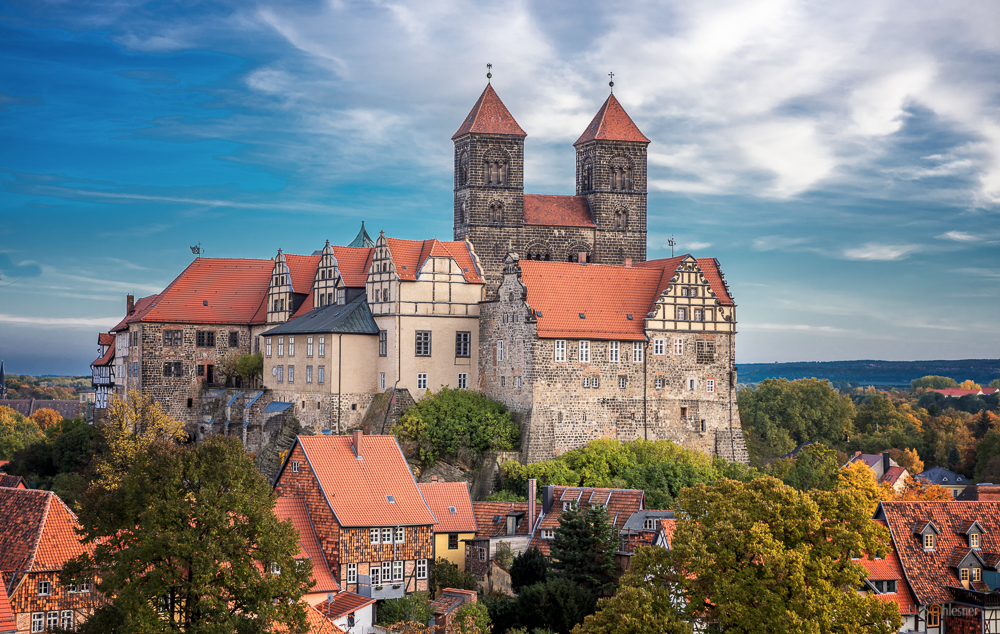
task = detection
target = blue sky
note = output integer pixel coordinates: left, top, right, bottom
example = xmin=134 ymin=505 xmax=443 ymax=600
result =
xmin=1 ymin=0 xmax=999 ymax=375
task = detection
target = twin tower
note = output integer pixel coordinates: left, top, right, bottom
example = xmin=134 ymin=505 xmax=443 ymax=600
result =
xmin=451 ymin=84 xmax=651 ymax=293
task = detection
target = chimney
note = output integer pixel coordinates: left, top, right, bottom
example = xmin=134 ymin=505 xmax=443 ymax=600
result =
xmin=624 ymin=258 xmax=632 ymax=267
xmin=542 ymin=485 xmax=554 ymax=515
xmin=126 ymin=294 xmax=135 ymax=315
xmin=578 ymin=252 xmax=587 ymax=265
xmin=431 ymin=475 xmax=438 ymax=483
xmin=528 ymin=479 xmax=537 ymax=534
xmin=352 ymin=430 xmax=363 ymax=459
xmin=882 ymin=452 xmax=891 ymax=475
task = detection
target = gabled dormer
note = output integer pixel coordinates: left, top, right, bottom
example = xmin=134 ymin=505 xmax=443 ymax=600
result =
xmin=959 ymin=520 xmax=986 ymax=549
xmin=313 ymin=241 xmax=344 ymax=309
xmin=949 ymin=547 xmax=987 ymax=589
xmin=912 ymin=518 xmax=942 ymax=550
xmin=267 ymin=250 xmax=293 ymax=324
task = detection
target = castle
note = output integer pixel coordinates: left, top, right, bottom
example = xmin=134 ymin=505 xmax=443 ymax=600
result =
xmin=90 ymin=82 xmax=747 ymax=465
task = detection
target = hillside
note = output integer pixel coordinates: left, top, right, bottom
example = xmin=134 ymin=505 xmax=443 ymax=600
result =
xmin=737 ymin=359 xmax=1000 ymax=388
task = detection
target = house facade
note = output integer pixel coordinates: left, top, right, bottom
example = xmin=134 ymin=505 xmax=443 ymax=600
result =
xmin=418 ymin=479 xmax=479 ymax=572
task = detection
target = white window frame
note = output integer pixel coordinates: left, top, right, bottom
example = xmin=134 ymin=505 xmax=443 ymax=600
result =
xmin=347 ymin=563 xmax=358 ymax=583
xmin=382 ymin=561 xmax=392 ymax=583
xmin=288 ymin=337 xmax=295 ymax=356
xmin=306 ymin=366 xmax=313 ymax=384
xmin=497 ymin=340 xmax=504 ymax=362
xmin=416 ymin=559 xmax=427 ymax=580
xmin=579 ymin=341 xmax=590 ymax=363
xmin=673 ymin=338 xmax=684 ymax=355
xmin=393 ymin=560 xmax=403 ymax=581
xmin=542 ymin=529 xmax=554 ymax=540
xmin=370 ymin=528 xmax=380 ymax=544
xmin=318 ymin=336 xmax=325 ymax=357
xmin=47 ymin=612 xmax=58 ymax=629
xmin=653 ymin=338 xmax=665 ymax=355
xmin=583 ymin=377 xmax=591 ymax=388
xmin=38 ymin=580 xmax=50 ymax=596
xmin=382 ymin=527 xmax=393 ymax=543
xmin=478 ymin=548 xmax=487 ymax=562
xmin=307 ymin=337 xmax=313 ymax=357
xmin=291 ymin=460 xmax=299 ymax=473
xmin=370 ymin=566 xmax=381 ymax=585
xmin=395 ymin=527 xmax=405 ymax=543
xmin=458 ymin=373 xmax=467 ymax=389
xmin=655 ymin=377 xmax=664 ymax=389
xmin=677 ymin=307 xmax=687 ymax=321
xmin=61 ymin=611 xmax=73 ymax=630
xmin=644 ymin=518 xmax=656 ymax=530
xmin=706 ymin=379 xmax=715 ymax=393
xmin=633 ymin=342 xmax=643 ymax=363
xmin=554 ymin=340 xmax=566 ymax=362
xmin=278 ymin=337 xmax=284 ymax=356
xmin=380 ymin=372 xmax=386 ymax=390
xmin=687 ymin=378 xmax=696 ymax=391
xmin=417 ymin=373 xmax=428 ymax=390
xmin=619 ymin=376 xmax=627 ymax=389
xmin=32 ymin=613 xmax=43 ymax=633
xmin=608 ymin=341 xmax=620 ymax=363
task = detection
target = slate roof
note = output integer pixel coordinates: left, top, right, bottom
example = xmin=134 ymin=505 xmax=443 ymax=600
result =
xmin=0 ymin=575 xmax=15 ymax=634
xmin=314 ymin=592 xmax=375 ymax=620
xmin=452 ymin=84 xmax=527 ymax=139
xmin=915 ymin=467 xmax=968 ymax=486
xmin=877 ymin=500 xmax=1000 ymax=606
xmin=262 ymin=296 xmax=379 ymax=337
xmin=470 ymin=502 xmax=534 ymax=539
xmin=283 ymin=435 xmax=436 ymax=528
xmin=418 ymin=481 xmax=478 ymax=534
xmin=621 ymin=510 xmax=675 ymax=533
xmin=385 ymin=238 xmax=483 ymax=284
xmin=523 ymin=195 xmax=595 ymax=228
xmin=274 ymin=497 xmax=340 ymax=595
xmin=1 ymin=400 xmax=82 ymax=420
xmin=531 ymin=486 xmax=645 ymax=556
xmin=573 ymin=94 xmax=649 ymax=146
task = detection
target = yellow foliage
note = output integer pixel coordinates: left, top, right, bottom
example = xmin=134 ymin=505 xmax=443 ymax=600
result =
xmin=96 ymin=390 xmax=186 ymax=490
xmin=960 ymin=380 xmax=982 ymax=391
xmin=888 ymin=448 xmax=923 ymax=475
xmin=836 ymin=461 xmax=894 ymax=512
xmin=30 ymin=408 xmax=63 ymax=431
xmin=0 ymin=405 xmax=26 ymax=431
xmin=896 ymin=479 xmax=954 ymax=501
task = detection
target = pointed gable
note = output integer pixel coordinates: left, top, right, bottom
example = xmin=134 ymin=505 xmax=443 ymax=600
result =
xmin=574 ymin=94 xmax=650 ymax=146
xmin=452 ymin=84 xmax=526 ymax=139
xmin=348 ymin=222 xmax=375 ymax=248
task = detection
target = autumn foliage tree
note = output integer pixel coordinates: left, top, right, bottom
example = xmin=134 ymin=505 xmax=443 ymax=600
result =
xmin=29 ymin=407 xmax=63 ymax=431
xmin=97 ymin=391 xmax=186 ymax=490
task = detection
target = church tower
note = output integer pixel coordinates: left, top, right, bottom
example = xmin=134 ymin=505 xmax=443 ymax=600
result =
xmin=452 ymin=83 xmax=526 ymax=292
xmin=574 ymin=93 xmax=649 ymax=264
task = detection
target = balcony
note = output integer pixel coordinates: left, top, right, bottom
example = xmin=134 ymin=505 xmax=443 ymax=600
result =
xmin=357 ymin=575 xmax=405 ymax=600
xmin=949 ymin=585 xmax=1000 ymax=607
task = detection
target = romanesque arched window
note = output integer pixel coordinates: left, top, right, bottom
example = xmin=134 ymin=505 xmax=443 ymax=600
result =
xmin=609 ymin=156 xmax=633 ymax=191
xmin=489 ymin=202 xmax=503 ymax=225
xmin=526 ymin=244 xmax=552 ymax=261
xmin=484 ymin=148 xmax=509 ymax=186
xmin=614 ymin=209 xmax=629 ymax=230
xmin=582 ymin=158 xmax=594 ymax=191
xmin=459 ymin=150 xmax=470 ymax=186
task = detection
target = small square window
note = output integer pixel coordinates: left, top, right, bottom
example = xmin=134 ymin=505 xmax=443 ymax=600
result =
xmin=38 ymin=580 xmax=50 ymax=596
xmin=448 ymin=534 xmax=459 ymax=549
xmin=370 ymin=528 xmax=380 ymax=544
xmin=655 ymin=377 xmax=664 ymax=389
xmin=383 ymin=527 xmax=393 ymax=542
xmin=417 ymin=373 xmax=427 ymax=390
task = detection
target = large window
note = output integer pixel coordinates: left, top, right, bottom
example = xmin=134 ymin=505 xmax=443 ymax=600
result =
xmin=608 ymin=341 xmax=620 ymax=363
xmin=266 ymin=338 xmax=272 ymax=356
xmin=579 ymin=341 xmax=590 ymax=363
xmin=162 ymin=362 xmax=183 ymax=378
xmin=307 ymin=337 xmax=313 ymax=356
xmin=393 ymin=561 xmax=404 ymax=581
xmin=455 ymin=332 xmax=471 ymax=357
xmin=288 ymin=337 xmax=295 ymax=356
xmin=319 ymin=336 xmax=326 ymax=357
xmin=415 ymin=331 xmax=431 ymax=356
xmin=61 ymin=611 xmax=73 ymax=629
xmin=306 ymin=366 xmax=313 ymax=384
xmin=163 ymin=330 xmax=182 ymax=347
xmin=278 ymin=337 xmax=284 ymax=356
xmin=196 ymin=330 xmax=216 ymax=348
xmin=554 ymin=340 xmax=566 ymax=362
xmin=379 ymin=330 xmax=387 ymax=357
xmin=382 ymin=561 xmax=392 ymax=583
xmin=287 ymin=366 xmax=294 ymax=383
xmin=395 ymin=527 xmax=405 ymax=543
xmin=277 ymin=366 xmax=283 ymax=383
xmin=32 ymin=613 xmax=43 ymax=633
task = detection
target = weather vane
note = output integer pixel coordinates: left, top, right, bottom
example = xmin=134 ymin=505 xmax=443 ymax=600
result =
xmin=668 ymin=235 xmax=676 ymax=257
xmin=487 ymin=63 xmax=492 ymax=83
xmin=608 ymin=71 xmax=614 ymax=93
xmin=190 ymin=242 xmax=204 ymax=257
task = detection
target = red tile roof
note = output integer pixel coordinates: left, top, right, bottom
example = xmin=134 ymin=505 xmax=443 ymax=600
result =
xmin=0 ymin=475 xmax=26 ymax=489
xmin=531 ymin=487 xmax=644 ymax=555
xmin=289 ymin=436 xmax=436 ymax=528
xmin=285 ymin=254 xmax=322 ymax=296
xmin=452 ymin=84 xmax=526 ymax=139
xmin=98 ymin=333 xmax=115 ymax=346
xmin=694 ymin=258 xmax=735 ymax=306
xmin=91 ymin=344 xmax=115 ymax=367
xmin=110 ymin=293 xmax=158 ymax=332
xmin=932 ymin=388 xmax=985 ymax=397
xmin=574 ymin=94 xmax=649 ymax=146
xmin=274 ymin=497 xmax=340 ymax=594
xmin=418 ymin=482 xmax=478 ymax=534
xmin=314 ymin=592 xmax=375 ymax=620
xmin=523 ymin=195 xmax=595 ymax=228
xmin=332 ymin=246 xmax=375 ymax=288
xmin=0 ymin=574 xmax=15 ymax=633
xmin=470 ymin=502 xmax=533 ymax=539
xmin=880 ymin=466 xmax=908 ymax=486
xmin=879 ymin=500 xmax=1000 ymax=606
xmin=0 ymin=489 xmax=92 ymax=579
xmin=386 ymin=238 xmax=483 ymax=284
xmin=273 ymin=603 xmax=346 ymax=634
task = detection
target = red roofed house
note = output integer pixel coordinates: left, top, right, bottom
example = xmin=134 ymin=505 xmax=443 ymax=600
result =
xmin=452 ymin=84 xmax=650 ymax=295
xmin=273 ymin=433 xmax=436 ymax=601
xmin=529 ymin=485 xmax=645 ymax=558
xmin=844 ymin=452 xmax=911 ymax=493
xmin=0 ymin=577 xmax=15 ymax=634
xmin=419 ymin=479 xmax=478 ymax=572
xmin=0 ymin=488 xmax=101 ymax=633
xmin=875 ymin=500 xmax=1000 ymax=633
xmin=480 ymin=253 xmax=746 ymax=463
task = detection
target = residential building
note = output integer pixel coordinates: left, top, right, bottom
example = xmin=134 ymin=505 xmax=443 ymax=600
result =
xmin=854 ymin=521 xmax=917 ymax=623
xmin=90 ymin=332 xmax=115 ymax=411
xmin=273 ymin=497 xmax=343 ymax=606
xmin=480 ymin=254 xmax=746 ymax=463
xmin=0 ymin=475 xmax=26 ymax=490
xmin=312 ymin=593 xmax=375 ymax=634
xmin=272 ymin=603 xmax=348 ymax=634
xmin=957 ymin=484 xmax=1000 ymax=501
xmin=616 ymin=510 xmax=676 ymax=572
xmin=875 ymin=500 xmax=1000 ymax=633
xmin=845 ymin=452 xmax=901 ymax=480
xmin=418 ymin=479 xmax=478 ymax=572
xmin=915 ymin=467 xmax=971 ymax=498
xmin=0 ymin=579 xmax=15 ymax=634
xmin=273 ymin=433 xmax=436 ymax=599
xmin=429 ymin=588 xmax=477 ymax=634
xmin=0 ymin=489 xmax=100 ymax=633
xmin=467 ymin=499 xmax=538 ymax=587
xmin=528 ymin=485 xmax=645 ymax=557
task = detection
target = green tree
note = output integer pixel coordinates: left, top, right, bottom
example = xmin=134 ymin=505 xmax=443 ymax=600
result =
xmin=766 ymin=443 xmax=842 ymax=492
xmin=667 ymin=477 xmax=901 ymax=634
xmin=236 ymin=352 xmax=264 ymax=386
xmin=911 ymin=376 xmax=959 ymax=390
xmin=975 ymin=429 xmax=1000 ymax=481
xmin=0 ymin=405 xmax=44 ymax=460
xmin=510 ymin=546 xmax=549 ymax=594
xmin=377 ymin=593 xmax=433 ymax=626
xmin=854 ymin=395 xmax=912 ymax=435
xmin=428 ymin=558 xmax=477 ymax=595
xmin=573 ymin=546 xmax=690 ymax=634
xmin=97 ymin=390 xmax=186 ymax=490
xmin=516 ymin=578 xmax=597 ymax=634
xmin=550 ymin=504 xmax=616 ymax=593
xmin=63 ymin=436 xmax=312 ymax=634
xmin=990 ymin=379 xmax=1000 ymax=389
xmin=453 ymin=602 xmax=491 ymax=634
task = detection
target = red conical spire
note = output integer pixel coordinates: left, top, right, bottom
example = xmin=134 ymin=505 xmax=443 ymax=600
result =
xmin=573 ymin=94 xmax=649 ymax=146
xmin=452 ymin=84 xmax=527 ymax=139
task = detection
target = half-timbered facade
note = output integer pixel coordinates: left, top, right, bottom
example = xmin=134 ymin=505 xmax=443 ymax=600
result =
xmin=273 ymin=433 xmax=436 ymax=599
xmin=90 ymin=332 xmax=115 ymax=412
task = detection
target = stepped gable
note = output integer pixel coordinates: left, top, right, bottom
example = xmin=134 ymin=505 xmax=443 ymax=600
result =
xmin=573 ymin=93 xmax=650 ymax=146
xmin=452 ymin=84 xmax=526 ymax=139
xmin=519 ymin=260 xmax=664 ymax=341
xmin=282 ymin=435 xmax=436 ymax=528
xmin=110 ymin=293 xmax=158 ymax=332
xmin=134 ymin=258 xmax=274 ymax=325
xmin=418 ymin=481 xmax=478 ymax=534
xmin=523 ymin=195 xmax=595 ymax=228
xmin=0 ymin=489 xmax=91 ymax=581
xmin=632 ymin=256 xmax=735 ymax=305
xmin=386 ymin=238 xmax=482 ymax=284
xmin=274 ymin=497 xmax=340 ymax=595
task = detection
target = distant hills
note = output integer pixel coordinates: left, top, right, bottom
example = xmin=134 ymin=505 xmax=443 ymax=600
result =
xmin=737 ymin=359 xmax=1000 ymax=388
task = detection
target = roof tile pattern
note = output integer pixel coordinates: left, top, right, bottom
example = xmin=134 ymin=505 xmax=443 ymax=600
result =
xmin=284 ymin=254 xmax=322 ymax=295
xmin=110 ymin=293 xmax=158 ymax=332
xmin=274 ymin=497 xmax=340 ymax=594
xmin=386 ymin=238 xmax=482 ymax=284
xmin=0 ymin=575 xmax=15 ymax=633
xmin=98 ymin=333 xmax=115 ymax=346
xmin=332 ymin=246 xmax=375 ymax=288
xmin=523 ymin=195 xmax=595 ymax=228
xmin=452 ymin=84 xmax=527 ymax=139
xmin=314 ymin=592 xmax=375 ymax=620
xmin=91 ymin=344 xmax=115 ymax=367
xmin=418 ymin=482 xmax=478 ymax=534
xmin=0 ymin=489 xmax=91 ymax=575
xmin=879 ymin=501 xmax=1000 ymax=606
xmin=574 ymin=94 xmax=649 ymax=146
xmin=0 ymin=475 xmax=25 ymax=489
xmin=273 ymin=603 xmax=346 ymax=634
xmin=532 ymin=486 xmax=644 ymax=555
xmin=292 ymin=436 xmax=436 ymax=528
xmin=470 ymin=502 xmax=533 ymax=539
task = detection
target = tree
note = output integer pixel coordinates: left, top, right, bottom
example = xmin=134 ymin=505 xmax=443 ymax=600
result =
xmin=510 ymin=547 xmax=549 ymax=594
xmin=0 ymin=405 xmax=43 ymax=460
xmin=667 ymin=477 xmax=902 ymax=634
xmin=975 ymin=429 xmax=1000 ymax=481
xmin=428 ymin=558 xmax=477 ymax=595
xmin=96 ymin=391 xmax=186 ymax=490
xmin=835 ymin=461 xmax=893 ymax=512
xmin=453 ymin=602 xmax=491 ymax=634
xmin=980 ymin=455 xmax=1000 ymax=483
xmin=768 ymin=443 xmax=841 ymax=492
xmin=973 ymin=410 xmax=998 ymax=440
xmin=990 ymin=379 xmax=1000 ymax=389
xmin=854 ymin=395 xmax=912 ymax=435
xmin=64 ymin=436 xmax=312 ymax=634
xmin=573 ymin=546 xmax=690 ymax=634
xmin=896 ymin=478 xmax=954 ymax=501
xmin=550 ymin=504 xmax=616 ymax=593
xmin=217 ymin=350 xmax=242 ymax=387
xmin=888 ymin=447 xmax=923 ymax=474
xmin=911 ymin=376 xmax=958 ymax=390
xmin=30 ymin=407 xmax=62 ymax=431
xmin=236 ymin=352 xmax=264 ymax=386
xmin=377 ymin=593 xmax=433 ymax=627
xmin=516 ymin=578 xmax=597 ymax=634
xmin=960 ymin=380 xmax=983 ymax=391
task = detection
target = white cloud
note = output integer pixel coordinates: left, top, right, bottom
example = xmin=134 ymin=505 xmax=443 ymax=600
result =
xmin=842 ymin=242 xmax=921 ymax=261
xmin=752 ymin=236 xmax=809 ymax=252
xmin=741 ymin=323 xmax=847 ymax=333
xmin=0 ymin=314 xmax=120 ymax=328
xmin=938 ymin=231 xmax=979 ymax=243
xmin=684 ymin=241 xmax=713 ymax=251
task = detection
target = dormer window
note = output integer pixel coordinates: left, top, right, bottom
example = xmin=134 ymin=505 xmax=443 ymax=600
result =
xmin=961 ymin=568 xmax=969 ymax=582
xmin=541 ymin=529 xmax=554 ymax=540
xmin=973 ymin=567 xmax=982 ymax=582
xmin=643 ymin=518 xmax=656 ymax=531
xmin=923 ymin=533 xmax=935 ymax=550
xmin=970 ymin=532 xmax=980 ymax=549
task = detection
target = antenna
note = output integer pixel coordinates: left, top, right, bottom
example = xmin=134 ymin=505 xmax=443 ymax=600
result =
xmin=189 ymin=243 xmax=204 ymax=257
xmin=668 ymin=236 xmax=676 ymax=257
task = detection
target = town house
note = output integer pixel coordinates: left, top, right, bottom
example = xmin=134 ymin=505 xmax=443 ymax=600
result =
xmin=418 ymin=479 xmax=479 ymax=572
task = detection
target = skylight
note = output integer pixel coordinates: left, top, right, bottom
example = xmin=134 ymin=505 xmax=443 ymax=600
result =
xmin=387 ymin=495 xmax=395 ymax=503
xmin=449 ymin=506 xmax=457 ymax=514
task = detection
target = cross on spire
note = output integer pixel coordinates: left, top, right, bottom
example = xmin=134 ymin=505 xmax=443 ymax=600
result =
xmin=668 ymin=236 xmax=676 ymax=257
xmin=608 ymin=71 xmax=615 ymax=93
xmin=487 ymin=63 xmax=492 ymax=83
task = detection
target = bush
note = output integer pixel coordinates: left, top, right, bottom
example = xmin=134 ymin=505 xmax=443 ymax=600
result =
xmin=485 ymin=489 xmax=527 ymax=503
xmin=516 ymin=578 xmax=596 ymax=634
xmin=393 ymin=388 xmax=519 ymax=465
xmin=429 ymin=558 xmax=477 ymax=595
xmin=376 ymin=592 xmax=432 ymax=626
xmin=453 ymin=602 xmax=491 ymax=634
xmin=510 ymin=547 xmax=548 ymax=594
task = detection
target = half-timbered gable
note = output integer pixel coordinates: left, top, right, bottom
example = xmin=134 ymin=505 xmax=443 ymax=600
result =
xmin=90 ymin=332 xmax=115 ymax=410
xmin=274 ymin=433 xmax=436 ymax=598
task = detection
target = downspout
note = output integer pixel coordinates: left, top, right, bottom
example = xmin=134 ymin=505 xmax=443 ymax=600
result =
xmin=643 ymin=340 xmax=648 ymax=441
xmin=338 ymin=334 xmax=343 ymax=432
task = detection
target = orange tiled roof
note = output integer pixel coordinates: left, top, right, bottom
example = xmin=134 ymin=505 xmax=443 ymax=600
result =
xmin=0 ymin=475 xmax=25 ymax=489
xmin=285 ymin=254 xmax=322 ymax=295
xmin=386 ymin=238 xmax=482 ymax=284
xmin=110 ymin=293 xmax=158 ymax=332
xmin=0 ymin=573 xmax=15 ymax=633
xmin=314 ymin=592 xmax=375 ymax=620
xmin=471 ymin=502 xmax=534 ymax=539
xmin=660 ymin=518 xmax=676 ymax=547
xmin=574 ymin=94 xmax=649 ymax=146
xmin=98 ymin=333 xmax=115 ymax=346
xmin=532 ymin=486 xmax=644 ymax=555
xmin=91 ymin=344 xmax=115 ymax=367
xmin=273 ymin=603 xmax=346 ymax=634
xmin=274 ymin=497 xmax=340 ymax=594
xmin=418 ymin=482 xmax=478 ymax=534
xmin=523 ymin=195 xmax=595 ymax=228
xmin=520 ymin=261 xmax=663 ymax=341
xmin=879 ymin=501 xmax=1000 ymax=606
xmin=880 ymin=466 xmax=907 ymax=486
xmin=452 ymin=84 xmax=526 ymax=139
xmin=290 ymin=436 xmax=436 ymax=528
xmin=0 ymin=489 xmax=92 ymax=577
